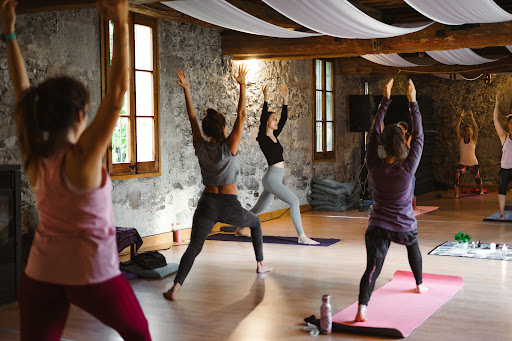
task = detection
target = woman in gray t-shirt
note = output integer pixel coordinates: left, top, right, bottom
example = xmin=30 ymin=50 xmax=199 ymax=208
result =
xmin=163 ymin=67 xmax=273 ymax=300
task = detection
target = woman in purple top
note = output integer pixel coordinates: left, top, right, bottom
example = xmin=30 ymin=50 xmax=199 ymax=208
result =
xmin=355 ymin=79 xmax=428 ymax=322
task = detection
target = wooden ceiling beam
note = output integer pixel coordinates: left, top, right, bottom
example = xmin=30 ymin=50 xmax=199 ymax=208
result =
xmin=17 ymin=0 xmax=161 ymax=14
xmin=222 ymin=22 xmax=512 ymax=60
xmin=336 ymin=56 xmax=512 ymax=75
xmin=129 ymin=4 xmax=220 ymax=28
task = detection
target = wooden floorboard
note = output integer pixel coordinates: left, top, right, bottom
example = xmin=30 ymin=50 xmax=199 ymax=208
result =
xmin=1 ymin=189 xmax=512 ymax=340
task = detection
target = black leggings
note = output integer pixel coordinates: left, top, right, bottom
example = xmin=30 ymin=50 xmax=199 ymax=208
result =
xmin=499 ymin=168 xmax=512 ymax=195
xmin=174 ymin=193 xmax=264 ymax=285
xmin=358 ymin=225 xmax=423 ymax=306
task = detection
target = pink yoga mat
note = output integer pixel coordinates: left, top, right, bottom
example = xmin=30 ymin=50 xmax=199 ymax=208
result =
xmin=332 ymin=271 xmax=464 ymax=338
xmin=414 ymin=206 xmax=439 ymax=216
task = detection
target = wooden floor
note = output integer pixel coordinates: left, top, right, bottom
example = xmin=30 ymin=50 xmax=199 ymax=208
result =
xmin=2 ymin=189 xmax=512 ymax=340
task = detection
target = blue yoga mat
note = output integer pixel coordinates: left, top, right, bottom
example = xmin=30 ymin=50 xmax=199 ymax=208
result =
xmin=206 ymin=233 xmax=341 ymax=246
xmin=483 ymin=205 xmax=512 ymax=222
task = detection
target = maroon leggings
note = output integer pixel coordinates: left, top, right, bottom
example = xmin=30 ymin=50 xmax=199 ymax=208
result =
xmin=19 ymin=273 xmax=151 ymax=341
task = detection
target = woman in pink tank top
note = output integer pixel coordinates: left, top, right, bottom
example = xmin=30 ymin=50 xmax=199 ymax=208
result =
xmin=2 ymin=0 xmax=151 ymax=339
xmin=454 ymin=109 xmax=483 ymax=198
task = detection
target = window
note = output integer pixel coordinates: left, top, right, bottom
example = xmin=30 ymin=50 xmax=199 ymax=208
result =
xmin=313 ymin=59 xmax=335 ymax=161
xmin=100 ymin=14 xmax=160 ymax=179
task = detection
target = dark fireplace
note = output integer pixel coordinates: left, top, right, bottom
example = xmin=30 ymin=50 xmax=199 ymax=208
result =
xmin=0 ymin=165 xmax=21 ymax=305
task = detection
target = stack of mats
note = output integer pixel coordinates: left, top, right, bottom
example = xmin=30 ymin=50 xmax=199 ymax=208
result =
xmin=310 ymin=179 xmax=361 ymax=212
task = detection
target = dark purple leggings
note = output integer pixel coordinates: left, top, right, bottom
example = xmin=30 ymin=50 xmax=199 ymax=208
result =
xmin=19 ymin=273 xmax=151 ymax=341
xmin=358 ymin=225 xmax=423 ymax=306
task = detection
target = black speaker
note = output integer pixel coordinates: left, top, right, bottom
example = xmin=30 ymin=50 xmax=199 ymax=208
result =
xmin=349 ymin=95 xmax=371 ymax=132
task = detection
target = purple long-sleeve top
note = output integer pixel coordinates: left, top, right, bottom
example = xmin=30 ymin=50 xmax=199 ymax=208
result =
xmin=367 ymin=98 xmax=424 ymax=232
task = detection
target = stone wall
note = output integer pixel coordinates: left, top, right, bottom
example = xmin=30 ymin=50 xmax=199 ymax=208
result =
xmin=0 ymin=10 xmax=319 ymax=237
xmin=414 ymin=74 xmax=512 ymax=187
xmin=112 ymin=20 xmax=315 ymax=236
xmin=0 ymin=10 xmax=101 ymax=233
xmin=6 ymin=10 xmax=488 ymax=237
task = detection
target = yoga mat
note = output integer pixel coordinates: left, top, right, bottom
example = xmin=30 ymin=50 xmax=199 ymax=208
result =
xmin=483 ymin=205 xmax=512 ymax=222
xmin=368 ymin=206 xmax=439 ymax=219
xmin=206 ymin=233 xmax=341 ymax=246
xmin=332 ymin=271 xmax=464 ymax=338
xmin=429 ymin=241 xmax=512 ymax=261
xmin=413 ymin=206 xmax=439 ymax=216
xmin=459 ymin=192 xmax=489 ymax=199
xmin=120 ymin=261 xmax=179 ymax=279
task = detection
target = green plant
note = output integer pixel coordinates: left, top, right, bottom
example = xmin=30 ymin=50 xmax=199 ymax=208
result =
xmin=454 ymin=232 xmax=471 ymax=243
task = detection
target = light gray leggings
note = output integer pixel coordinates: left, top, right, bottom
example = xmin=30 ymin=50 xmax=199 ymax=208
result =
xmin=249 ymin=166 xmax=304 ymax=236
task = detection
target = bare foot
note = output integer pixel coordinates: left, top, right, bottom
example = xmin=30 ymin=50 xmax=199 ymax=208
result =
xmin=355 ymin=304 xmax=367 ymax=322
xmin=499 ymin=213 xmax=505 ymax=220
xmin=234 ymin=227 xmax=250 ymax=237
xmin=257 ymin=261 xmax=273 ymax=274
xmin=480 ymin=191 xmax=485 ymax=195
xmin=163 ymin=282 xmax=181 ymax=300
xmin=298 ymin=234 xmax=320 ymax=245
xmin=416 ymin=284 xmax=428 ymax=293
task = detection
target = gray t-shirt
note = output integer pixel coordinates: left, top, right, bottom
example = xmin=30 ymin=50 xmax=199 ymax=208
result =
xmin=195 ymin=139 xmax=240 ymax=186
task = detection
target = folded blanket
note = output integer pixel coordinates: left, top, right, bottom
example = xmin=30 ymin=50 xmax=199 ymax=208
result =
xmin=310 ymin=193 xmax=348 ymax=204
xmin=312 ymin=179 xmax=357 ymax=191
xmin=312 ymin=204 xmax=350 ymax=212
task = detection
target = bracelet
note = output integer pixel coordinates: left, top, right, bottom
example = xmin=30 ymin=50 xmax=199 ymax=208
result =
xmin=1 ymin=32 xmax=16 ymax=42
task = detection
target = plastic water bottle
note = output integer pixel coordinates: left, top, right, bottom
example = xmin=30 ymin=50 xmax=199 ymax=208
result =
xmin=320 ymin=294 xmax=332 ymax=335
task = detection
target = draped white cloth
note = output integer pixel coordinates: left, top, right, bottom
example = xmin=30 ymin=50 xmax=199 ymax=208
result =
xmin=362 ymin=54 xmax=423 ymax=67
xmin=426 ymin=49 xmax=496 ymax=65
xmin=403 ymin=0 xmax=512 ymax=25
xmin=162 ymin=0 xmax=321 ymax=38
xmin=262 ymin=0 xmax=431 ymax=39
xmin=507 ymin=46 xmax=512 ymax=54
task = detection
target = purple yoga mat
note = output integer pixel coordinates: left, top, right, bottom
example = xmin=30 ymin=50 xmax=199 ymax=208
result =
xmin=206 ymin=233 xmax=341 ymax=246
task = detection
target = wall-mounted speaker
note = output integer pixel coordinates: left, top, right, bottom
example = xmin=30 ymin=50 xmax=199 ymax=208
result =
xmin=348 ymin=95 xmax=371 ymax=132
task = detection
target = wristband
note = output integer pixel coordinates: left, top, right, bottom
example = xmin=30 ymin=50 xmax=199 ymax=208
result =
xmin=1 ymin=32 xmax=16 ymax=42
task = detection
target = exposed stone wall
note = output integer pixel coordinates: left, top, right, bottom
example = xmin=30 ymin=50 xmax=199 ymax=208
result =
xmin=111 ymin=20 xmax=315 ymax=236
xmin=415 ymin=74 xmax=512 ymax=187
xmin=6 ymin=10 xmax=479 ymax=237
xmin=0 ymin=10 xmax=318 ymax=237
xmin=0 ymin=10 xmax=101 ymax=233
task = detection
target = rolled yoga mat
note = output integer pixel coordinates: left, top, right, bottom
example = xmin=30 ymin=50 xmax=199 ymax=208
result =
xmin=206 ymin=233 xmax=341 ymax=247
xmin=332 ymin=270 xmax=464 ymax=338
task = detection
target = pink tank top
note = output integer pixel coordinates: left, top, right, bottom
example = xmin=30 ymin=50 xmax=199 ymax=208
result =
xmin=25 ymin=148 xmax=120 ymax=285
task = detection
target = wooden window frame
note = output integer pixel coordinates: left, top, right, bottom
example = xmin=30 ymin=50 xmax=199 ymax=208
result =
xmin=312 ymin=59 xmax=335 ymax=162
xmin=100 ymin=13 xmax=161 ymax=180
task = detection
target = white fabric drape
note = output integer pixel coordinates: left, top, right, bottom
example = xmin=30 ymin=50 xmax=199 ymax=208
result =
xmin=507 ymin=46 xmax=512 ymax=54
xmin=403 ymin=0 xmax=512 ymax=25
xmin=362 ymin=54 xmax=423 ymax=67
xmin=162 ymin=0 xmax=321 ymax=38
xmin=426 ymin=49 xmax=496 ymax=65
xmin=262 ymin=0 xmax=431 ymax=39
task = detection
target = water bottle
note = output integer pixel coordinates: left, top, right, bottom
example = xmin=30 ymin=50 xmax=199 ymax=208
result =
xmin=320 ymin=294 xmax=332 ymax=335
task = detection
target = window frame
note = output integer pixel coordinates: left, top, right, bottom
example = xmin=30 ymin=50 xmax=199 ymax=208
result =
xmin=312 ymin=59 xmax=335 ymax=162
xmin=100 ymin=13 xmax=161 ymax=180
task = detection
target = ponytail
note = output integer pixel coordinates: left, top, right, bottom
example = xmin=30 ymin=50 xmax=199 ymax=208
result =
xmin=381 ymin=124 xmax=406 ymax=161
xmin=14 ymin=77 xmax=90 ymax=170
